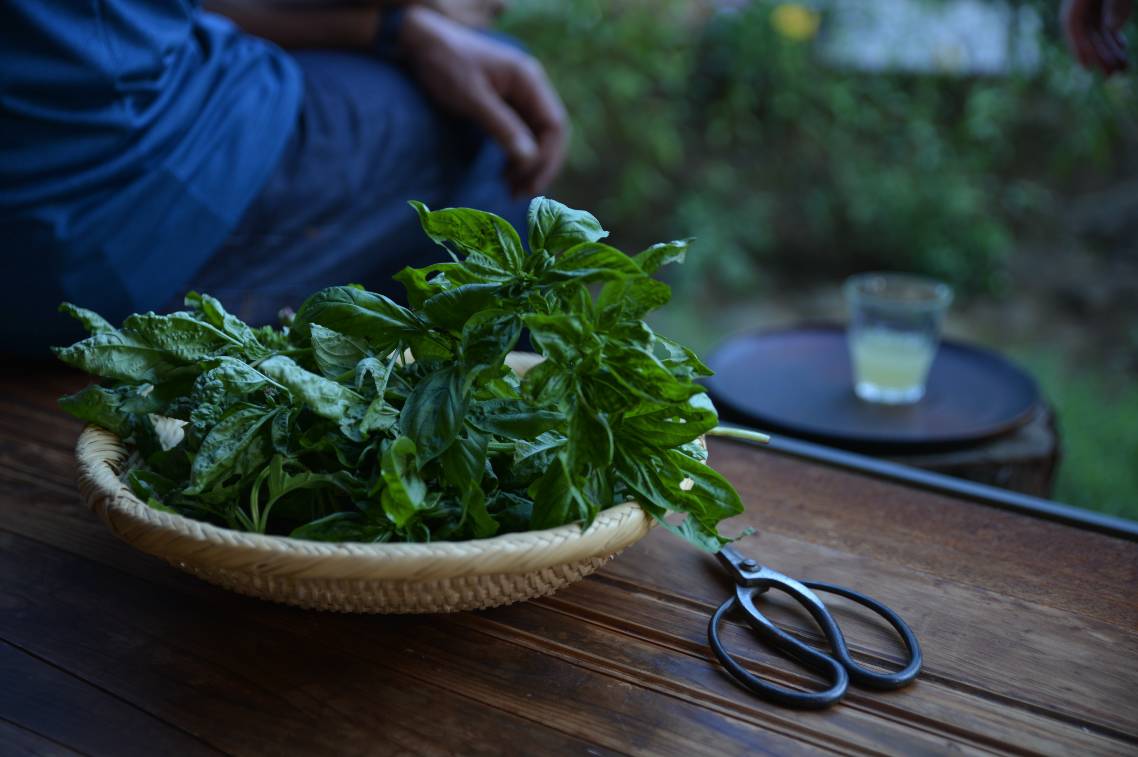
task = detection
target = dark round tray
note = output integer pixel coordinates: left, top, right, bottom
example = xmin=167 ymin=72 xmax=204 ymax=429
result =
xmin=703 ymin=326 xmax=1041 ymax=453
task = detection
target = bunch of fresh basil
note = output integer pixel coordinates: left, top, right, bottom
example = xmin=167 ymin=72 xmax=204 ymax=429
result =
xmin=55 ymin=198 xmax=744 ymax=550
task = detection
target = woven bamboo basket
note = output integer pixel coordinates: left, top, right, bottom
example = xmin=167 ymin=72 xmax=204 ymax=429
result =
xmin=72 ymin=354 xmax=660 ymax=614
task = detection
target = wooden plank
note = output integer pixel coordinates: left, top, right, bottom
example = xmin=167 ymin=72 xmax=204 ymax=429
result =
xmin=0 ymin=399 xmax=84 ymax=454
xmin=705 ymin=438 xmax=1138 ymax=628
xmin=0 ymin=527 xmax=825 ymax=756
xmin=0 ymin=530 xmax=634 ymax=757
xmin=0 ymin=718 xmax=83 ymax=757
xmin=0 ymin=434 xmax=78 ymax=490
xmin=9 ymin=433 xmax=1135 ymax=745
xmin=0 ymin=494 xmax=937 ymax=751
xmin=604 ymin=522 xmax=1138 ymax=741
xmin=529 ymin=578 xmax=1135 ymax=755
xmin=0 ymin=639 xmax=218 ymax=757
xmin=3 ymin=458 xmax=1136 ymax=755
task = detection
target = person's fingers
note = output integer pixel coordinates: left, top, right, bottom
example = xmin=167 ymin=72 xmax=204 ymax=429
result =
xmin=1092 ymin=0 xmax=1127 ymax=71
xmin=1105 ymin=0 xmax=1132 ymax=70
xmin=521 ymin=120 xmax=568 ymax=196
xmin=1063 ymin=0 xmax=1096 ymax=67
xmin=501 ymin=58 xmax=568 ymax=195
xmin=1089 ymin=25 xmax=1123 ymax=73
xmin=510 ymin=107 xmax=568 ymax=196
xmin=466 ymin=81 xmax=540 ymax=172
xmin=1104 ymin=0 xmax=1133 ymax=31
xmin=1103 ymin=30 xmax=1129 ymax=71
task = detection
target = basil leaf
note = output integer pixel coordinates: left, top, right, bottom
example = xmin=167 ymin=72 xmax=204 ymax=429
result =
xmin=506 ymin=431 xmax=565 ymax=489
xmin=410 ymin=201 xmax=525 ymax=275
xmin=527 ymin=196 xmax=609 ymax=255
xmin=462 ymin=310 xmax=522 ymax=383
xmin=524 ymin=312 xmax=593 ymax=365
xmin=379 ymin=436 xmax=428 ymax=528
xmin=595 ymin=278 xmax=673 ymax=326
xmin=664 ymin=448 xmax=745 ymax=530
xmin=361 ymin=401 xmax=399 ymax=435
xmin=634 ymin=239 xmax=689 ymax=275
xmin=128 ymin=468 xmax=178 ymax=503
xmin=310 ymin=323 xmax=369 ymax=379
xmin=184 ymin=292 xmax=263 ymax=351
xmin=59 ymin=302 xmax=115 ymax=335
xmin=469 ymin=398 xmax=563 ymax=439
xmin=521 ymin=358 xmax=575 ymax=406
xmin=123 ymin=312 xmax=241 ymax=361
xmin=439 ymin=429 xmax=488 ymax=487
xmin=616 ymin=448 xmax=742 ymax=552
xmin=422 ymin=282 xmax=502 ymax=331
xmin=53 ymin=332 xmax=188 ymax=384
xmin=259 ymin=355 xmax=367 ymax=427
xmin=399 ymin=366 xmax=465 ymax=462
xmin=567 ymin=400 xmax=613 ymax=468
xmin=460 ymin=487 xmax=499 ymax=538
xmin=186 ymin=405 xmax=277 ymax=494
xmin=355 ymin=354 xmax=400 ymax=435
xmin=487 ymin=491 xmax=533 ymax=533
xmin=295 ymin=286 xmax=424 ymax=352
xmin=620 ymin=392 xmax=718 ymax=448
xmin=654 ymin=334 xmax=714 ymax=378
xmin=527 ymin=455 xmax=590 ymax=530
xmin=603 ymin=342 xmax=703 ymax=403
xmin=615 ymin=455 xmax=721 ymax=552
xmin=545 ymin=242 xmax=643 ymax=284
xmin=622 ymin=278 xmax=673 ymax=319
xmin=354 ymin=355 xmax=395 ymax=395
xmin=393 ymin=266 xmax=448 ymax=309
xmin=250 ymin=455 xmax=359 ymax=530
xmin=58 ymin=385 xmax=134 ymax=437
xmin=187 ymin=357 xmax=274 ymax=447
xmin=291 ymin=512 xmax=389 ymax=543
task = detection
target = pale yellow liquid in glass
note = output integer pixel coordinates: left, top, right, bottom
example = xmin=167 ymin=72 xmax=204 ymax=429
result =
xmin=849 ymin=329 xmax=935 ymax=401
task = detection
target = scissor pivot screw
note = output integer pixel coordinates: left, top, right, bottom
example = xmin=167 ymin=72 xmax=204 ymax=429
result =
xmin=741 ymin=560 xmax=759 ymax=571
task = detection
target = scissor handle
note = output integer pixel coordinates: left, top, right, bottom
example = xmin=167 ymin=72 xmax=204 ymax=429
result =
xmin=708 ymin=572 xmax=922 ymax=708
xmin=709 ymin=593 xmax=850 ymax=709
xmin=800 ymin=580 xmax=922 ymax=691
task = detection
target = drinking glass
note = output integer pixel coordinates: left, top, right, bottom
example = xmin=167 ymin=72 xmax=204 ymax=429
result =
xmin=843 ymin=273 xmax=953 ymax=405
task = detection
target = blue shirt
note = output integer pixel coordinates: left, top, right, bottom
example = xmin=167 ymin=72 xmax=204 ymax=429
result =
xmin=1 ymin=1 xmax=302 ymax=353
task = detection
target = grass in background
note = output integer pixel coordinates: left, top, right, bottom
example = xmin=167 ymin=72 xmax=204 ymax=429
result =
xmin=1016 ymin=349 xmax=1138 ymax=521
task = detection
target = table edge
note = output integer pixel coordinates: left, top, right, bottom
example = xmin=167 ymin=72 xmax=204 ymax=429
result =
xmin=714 ymin=425 xmax=1138 ymax=542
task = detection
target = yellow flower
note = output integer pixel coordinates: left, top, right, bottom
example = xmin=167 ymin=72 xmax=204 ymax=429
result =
xmin=771 ymin=3 xmax=821 ymax=42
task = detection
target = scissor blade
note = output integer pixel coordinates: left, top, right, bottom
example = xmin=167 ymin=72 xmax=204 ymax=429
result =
xmin=716 ymin=545 xmax=762 ymax=584
xmin=717 ymin=545 xmax=747 ymax=570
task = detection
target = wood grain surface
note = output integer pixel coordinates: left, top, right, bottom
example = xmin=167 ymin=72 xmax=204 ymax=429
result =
xmin=2 ymin=365 xmax=1136 ymax=756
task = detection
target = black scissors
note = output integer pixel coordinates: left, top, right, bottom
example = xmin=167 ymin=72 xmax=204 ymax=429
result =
xmin=708 ymin=545 xmax=923 ymax=709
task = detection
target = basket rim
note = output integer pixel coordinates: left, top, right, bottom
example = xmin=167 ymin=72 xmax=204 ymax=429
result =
xmin=75 ymin=425 xmax=654 ymax=581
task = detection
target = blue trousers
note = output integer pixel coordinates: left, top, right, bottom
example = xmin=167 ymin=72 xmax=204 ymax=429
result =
xmin=188 ymin=50 xmax=528 ymax=326
xmin=16 ymin=49 xmax=526 ymax=355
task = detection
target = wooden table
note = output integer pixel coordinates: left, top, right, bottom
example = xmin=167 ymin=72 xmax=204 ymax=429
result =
xmin=3 ymin=367 xmax=1137 ymax=756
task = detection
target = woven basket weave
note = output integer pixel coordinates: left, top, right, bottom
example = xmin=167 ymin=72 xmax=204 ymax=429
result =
xmin=75 ymin=426 xmax=655 ymax=614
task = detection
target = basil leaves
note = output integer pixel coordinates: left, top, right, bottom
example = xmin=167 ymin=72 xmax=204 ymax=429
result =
xmin=55 ymin=198 xmax=743 ymax=549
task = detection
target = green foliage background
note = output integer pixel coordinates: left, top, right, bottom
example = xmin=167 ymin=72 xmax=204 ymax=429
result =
xmin=501 ymin=0 xmax=1136 ymax=295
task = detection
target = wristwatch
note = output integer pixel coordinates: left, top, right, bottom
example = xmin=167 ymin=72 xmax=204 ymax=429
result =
xmin=373 ymin=5 xmax=409 ymax=61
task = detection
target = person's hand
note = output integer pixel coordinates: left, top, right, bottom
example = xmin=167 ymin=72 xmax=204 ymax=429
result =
xmin=401 ymin=5 xmax=567 ymax=197
xmin=421 ymin=0 xmax=508 ymax=29
xmin=1062 ymin=0 xmax=1132 ymax=75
